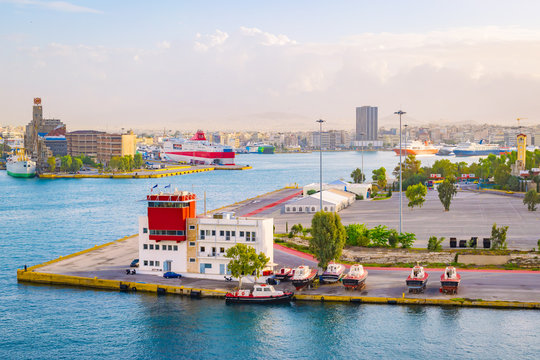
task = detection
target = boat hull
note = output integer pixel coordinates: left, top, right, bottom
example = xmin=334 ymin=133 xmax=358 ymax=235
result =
xmin=291 ymin=270 xmax=318 ymax=290
xmin=406 ymin=275 xmax=429 ymax=293
xmin=319 ymin=273 xmax=344 ymax=284
xmin=163 ymin=151 xmax=235 ymax=165
xmin=274 ymin=273 xmax=292 ymax=281
xmin=342 ymin=274 xmax=368 ymax=289
xmin=225 ymin=292 xmax=294 ymax=304
xmin=7 ymin=160 xmax=36 ymax=178
xmin=453 ymin=149 xmax=501 ymax=157
xmin=393 ymin=148 xmax=438 ymax=156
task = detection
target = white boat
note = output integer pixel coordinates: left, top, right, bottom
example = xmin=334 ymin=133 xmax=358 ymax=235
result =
xmin=342 ymin=264 xmax=368 ymax=290
xmin=246 ymin=143 xmax=275 ymax=154
xmin=320 ymin=263 xmax=346 ymax=283
xmin=6 ymin=150 xmax=36 ymax=178
xmin=393 ymin=140 xmax=439 ymax=155
xmin=291 ymin=265 xmax=317 ymax=290
xmin=453 ymin=140 xmax=502 ymax=157
xmin=161 ymin=130 xmax=235 ymax=165
xmin=225 ymin=284 xmax=294 ymax=303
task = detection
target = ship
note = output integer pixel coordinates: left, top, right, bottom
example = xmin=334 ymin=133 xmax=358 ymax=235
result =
xmin=393 ymin=140 xmax=439 ymax=155
xmin=436 ymin=144 xmax=456 ymax=156
xmin=453 ymin=140 xmax=502 ymax=157
xmin=161 ymin=130 xmax=235 ymax=165
xmin=246 ymin=143 xmax=275 ymax=154
xmin=6 ymin=149 xmax=36 ymax=178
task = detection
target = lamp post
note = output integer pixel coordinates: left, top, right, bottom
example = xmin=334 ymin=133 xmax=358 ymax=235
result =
xmin=316 ymin=119 xmax=325 ymax=211
xmin=394 ymin=110 xmax=406 ymax=234
xmin=404 ymin=124 xmax=408 ymax=156
xmin=360 ymin=132 xmax=366 ymax=183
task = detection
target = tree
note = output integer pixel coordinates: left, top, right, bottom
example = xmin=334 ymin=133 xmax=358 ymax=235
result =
xmin=368 ymin=225 xmax=391 ymax=247
xmin=532 ymin=175 xmax=540 ymax=192
xmin=108 ymin=157 xmax=123 ymax=172
xmin=523 ymin=190 xmax=540 ymax=211
xmin=345 ymin=224 xmax=370 ymax=247
xmin=47 ymin=157 xmax=56 ymax=172
xmin=225 ymin=244 xmax=269 ymax=289
xmin=372 ymin=167 xmax=387 ymax=190
xmin=310 ymin=211 xmax=347 ymax=269
xmin=70 ymin=157 xmax=83 ymax=172
xmin=507 ymin=176 xmax=520 ymax=191
xmin=60 ymin=155 xmax=72 ymax=172
xmin=405 ymin=183 xmax=427 ymax=209
xmin=351 ymin=168 xmax=365 ymax=183
xmin=438 ymin=179 xmax=457 ymax=211
xmin=133 ymin=153 xmax=143 ymax=169
xmin=430 ymin=159 xmax=457 ymax=178
xmin=491 ymin=223 xmax=509 ymax=250
xmin=427 ymin=236 xmax=445 ymax=251
xmin=493 ymin=163 xmax=511 ymax=187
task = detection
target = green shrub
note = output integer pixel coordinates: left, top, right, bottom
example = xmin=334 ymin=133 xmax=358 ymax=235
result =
xmin=427 ymin=236 xmax=444 ymax=251
xmin=398 ymin=232 xmax=416 ymax=248
xmin=369 ymin=225 xmax=390 ymax=247
xmin=355 ymin=194 xmax=364 ymax=200
xmin=388 ymin=229 xmax=399 ymax=248
xmin=345 ymin=224 xmax=370 ymax=246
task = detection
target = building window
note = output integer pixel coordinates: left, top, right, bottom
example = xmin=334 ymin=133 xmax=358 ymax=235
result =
xmin=240 ymin=231 xmax=244 ymax=237
xmin=220 ymin=230 xmax=224 ymax=236
xmin=189 ymin=258 xmax=196 ymax=263
xmin=189 ymin=242 xmax=195 ymax=247
xmin=149 ymin=244 xmax=154 ymax=250
xmin=156 ymin=261 xmax=160 ymax=266
xmin=150 ymin=260 xmax=154 ymax=266
xmin=155 ymin=245 xmax=160 ymax=250
xmin=212 ymin=230 xmax=216 ymax=236
xmin=205 ymin=230 xmax=211 ymax=236
xmin=292 ymin=207 xmax=296 ymax=211
xmin=246 ymin=232 xmax=251 ymax=241
xmin=251 ymin=232 xmax=256 ymax=241
xmin=168 ymin=245 xmax=172 ymax=250
xmin=200 ymin=246 xmax=205 ymax=252
xmin=189 ymin=225 xmax=195 ymax=230
xmin=144 ymin=260 xmax=148 ymax=266
xmin=173 ymin=245 xmax=178 ymax=251
xmin=225 ymin=231 xmax=230 ymax=240
xmin=231 ymin=231 xmax=236 ymax=237
xmin=143 ymin=244 xmax=148 ymax=250
xmin=220 ymin=247 xmax=225 ymax=253
xmin=200 ymin=230 xmax=205 ymax=239
xmin=143 ymin=228 xmax=148 ymax=233
xmin=312 ymin=207 xmax=315 ymax=212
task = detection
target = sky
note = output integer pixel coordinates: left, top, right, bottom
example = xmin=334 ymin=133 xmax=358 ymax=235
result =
xmin=1 ymin=0 xmax=540 ymax=131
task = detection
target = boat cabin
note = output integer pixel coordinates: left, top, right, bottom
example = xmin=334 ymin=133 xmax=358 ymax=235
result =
xmin=443 ymin=266 xmax=458 ymax=280
xmin=325 ymin=263 xmax=342 ymax=274
xmin=410 ymin=266 xmax=425 ymax=279
xmin=349 ymin=264 xmax=365 ymax=276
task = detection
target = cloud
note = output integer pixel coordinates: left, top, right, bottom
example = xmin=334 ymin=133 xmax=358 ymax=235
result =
xmin=240 ymin=26 xmax=296 ymax=46
xmin=157 ymin=41 xmax=171 ymax=49
xmin=2 ymin=0 xmax=102 ymax=13
xmin=194 ymin=30 xmax=229 ymax=52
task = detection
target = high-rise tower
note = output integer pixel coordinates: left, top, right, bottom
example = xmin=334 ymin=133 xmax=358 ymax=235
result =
xmin=356 ymin=106 xmax=378 ymax=141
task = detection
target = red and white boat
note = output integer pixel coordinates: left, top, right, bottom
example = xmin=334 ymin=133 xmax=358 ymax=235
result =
xmin=161 ymin=130 xmax=235 ymax=165
xmin=342 ymin=264 xmax=368 ymax=290
xmin=225 ymin=284 xmax=294 ymax=304
xmin=393 ymin=140 xmax=439 ymax=156
xmin=274 ymin=267 xmax=293 ymax=281
xmin=440 ymin=266 xmax=461 ymax=294
xmin=291 ymin=265 xmax=318 ymax=290
xmin=406 ymin=264 xmax=429 ymax=293
xmin=320 ymin=262 xmax=346 ymax=284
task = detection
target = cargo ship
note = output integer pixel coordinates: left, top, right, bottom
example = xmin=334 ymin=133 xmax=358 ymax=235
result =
xmin=393 ymin=141 xmax=438 ymax=155
xmin=453 ymin=140 xmax=502 ymax=157
xmin=6 ymin=149 xmax=36 ymax=178
xmin=246 ymin=143 xmax=274 ymax=154
xmin=161 ymin=130 xmax=235 ymax=165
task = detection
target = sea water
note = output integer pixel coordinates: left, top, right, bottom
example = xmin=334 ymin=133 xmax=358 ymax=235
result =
xmin=0 ymin=152 xmax=538 ymax=359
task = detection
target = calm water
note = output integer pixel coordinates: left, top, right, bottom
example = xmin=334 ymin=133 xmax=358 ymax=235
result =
xmin=1 ymin=152 xmax=538 ymax=359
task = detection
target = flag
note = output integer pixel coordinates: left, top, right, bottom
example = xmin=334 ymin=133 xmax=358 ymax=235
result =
xmin=150 ymin=184 xmax=158 ymax=193
xmin=165 ymin=184 xmax=171 ymax=189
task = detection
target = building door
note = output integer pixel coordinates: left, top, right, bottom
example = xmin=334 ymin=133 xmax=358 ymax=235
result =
xmin=164 ymin=260 xmax=172 ymax=272
xmin=200 ymin=263 xmax=205 ymax=274
xmin=219 ymin=264 xmax=225 ymax=275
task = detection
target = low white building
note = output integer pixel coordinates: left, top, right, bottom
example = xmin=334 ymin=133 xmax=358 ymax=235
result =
xmin=303 ymin=180 xmax=372 ymax=199
xmin=285 ymin=189 xmax=355 ymax=213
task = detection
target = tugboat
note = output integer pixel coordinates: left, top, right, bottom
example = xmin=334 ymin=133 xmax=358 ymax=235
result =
xmin=291 ymin=265 xmax=318 ymax=290
xmin=406 ymin=263 xmax=429 ymax=293
xmin=440 ymin=266 xmax=461 ymax=294
xmin=342 ymin=264 xmax=368 ymax=290
xmin=319 ymin=263 xmax=346 ymax=284
xmin=225 ymin=284 xmax=294 ymax=304
xmin=274 ymin=267 xmax=293 ymax=281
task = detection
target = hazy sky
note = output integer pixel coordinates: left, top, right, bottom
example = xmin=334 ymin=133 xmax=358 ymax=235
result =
xmin=2 ymin=0 xmax=540 ymax=131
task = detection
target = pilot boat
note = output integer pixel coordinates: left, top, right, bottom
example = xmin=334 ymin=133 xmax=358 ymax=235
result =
xmin=440 ymin=266 xmax=461 ymax=294
xmin=225 ymin=284 xmax=294 ymax=304
xmin=406 ymin=264 xmax=429 ymax=293
xmin=291 ymin=265 xmax=318 ymax=290
xmin=274 ymin=267 xmax=294 ymax=281
xmin=342 ymin=264 xmax=368 ymax=290
xmin=319 ymin=263 xmax=346 ymax=284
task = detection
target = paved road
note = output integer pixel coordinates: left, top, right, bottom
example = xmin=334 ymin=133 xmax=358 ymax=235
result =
xmin=215 ymin=188 xmax=302 ymax=217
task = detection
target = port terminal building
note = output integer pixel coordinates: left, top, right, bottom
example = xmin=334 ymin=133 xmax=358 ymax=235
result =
xmin=137 ymin=190 xmax=273 ymax=278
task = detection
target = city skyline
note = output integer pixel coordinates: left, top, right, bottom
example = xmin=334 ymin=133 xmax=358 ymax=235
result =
xmin=2 ymin=1 xmax=540 ymax=130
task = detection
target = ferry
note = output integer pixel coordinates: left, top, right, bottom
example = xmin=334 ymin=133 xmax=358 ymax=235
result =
xmin=161 ymin=130 xmax=235 ymax=165
xmin=342 ymin=264 xmax=368 ymax=290
xmin=453 ymin=140 xmax=502 ymax=157
xmin=319 ymin=263 xmax=346 ymax=284
xmin=6 ymin=149 xmax=36 ymax=178
xmin=440 ymin=266 xmax=461 ymax=295
xmin=393 ymin=140 xmax=439 ymax=155
xmin=291 ymin=265 xmax=318 ymax=290
xmin=406 ymin=263 xmax=429 ymax=293
xmin=246 ymin=143 xmax=275 ymax=154
xmin=437 ymin=144 xmax=456 ymax=156
xmin=225 ymin=284 xmax=294 ymax=304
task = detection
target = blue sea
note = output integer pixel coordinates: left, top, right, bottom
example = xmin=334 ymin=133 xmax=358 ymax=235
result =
xmin=1 ymin=152 xmax=538 ymax=359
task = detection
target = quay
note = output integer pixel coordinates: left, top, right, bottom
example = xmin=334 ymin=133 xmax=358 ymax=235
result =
xmin=16 ymin=187 xmax=540 ymax=310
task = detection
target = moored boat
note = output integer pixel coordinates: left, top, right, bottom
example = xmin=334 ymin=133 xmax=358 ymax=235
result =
xmin=342 ymin=264 xmax=368 ymax=290
xmin=406 ymin=264 xmax=429 ymax=293
xmin=225 ymin=284 xmax=294 ymax=304
xmin=291 ymin=265 xmax=318 ymax=290
xmin=440 ymin=266 xmax=461 ymax=294
xmin=6 ymin=149 xmax=36 ymax=178
xmin=393 ymin=140 xmax=439 ymax=155
xmin=319 ymin=263 xmax=346 ymax=284
xmin=161 ymin=130 xmax=235 ymax=165
xmin=453 ymin=140 xmax=502 ymax=157
xmin=274 ymin=267 xmax=293 ymax=281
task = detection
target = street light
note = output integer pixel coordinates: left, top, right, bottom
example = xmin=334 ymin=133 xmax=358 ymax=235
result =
xmin=360 ymin=132 xmax=366 ymax=183
xmin=316 ymin=119 xmax=325 ymax=211
xmin=394 ymin=110 xmax=406 ymax=234
xmin=404 ymin=124 xmax=408 ymax=156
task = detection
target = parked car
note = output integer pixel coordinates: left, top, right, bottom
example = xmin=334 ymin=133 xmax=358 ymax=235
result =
xmin=163 ymin=272 xmax=182 ymax=279
xmin=130 ymin=259 xmax=139 ymax=267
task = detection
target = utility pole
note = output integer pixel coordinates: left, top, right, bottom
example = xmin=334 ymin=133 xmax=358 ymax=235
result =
xmin=360 ymin=132 xmax=365 ymax=183
xmin=394 ymin=110 xmax=406 ymax=234
xmin=316 ymin=119 xmax=325 ymax=211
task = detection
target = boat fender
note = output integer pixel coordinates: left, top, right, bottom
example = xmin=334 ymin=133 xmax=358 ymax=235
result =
xmin=320 ymin=296 xmax=324 ymax=302
xmin=132 ymin=287 xmax=137 ymax=291
xmin=387 ymin=300 xmax=397 ymax=305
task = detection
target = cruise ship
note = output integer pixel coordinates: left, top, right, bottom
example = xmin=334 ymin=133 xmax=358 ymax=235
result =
xmin=453 ymin=140 xmax=502 ymax=157
xmin=6 ymin=150 xmax=36 ymax=178
xmin=393 ymin=140 xmax=438 ymax=155
xmin=246 ymin=143 xmax=275 ymax=154
xmin=161 ymin=130 xmax=235 ymax=165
